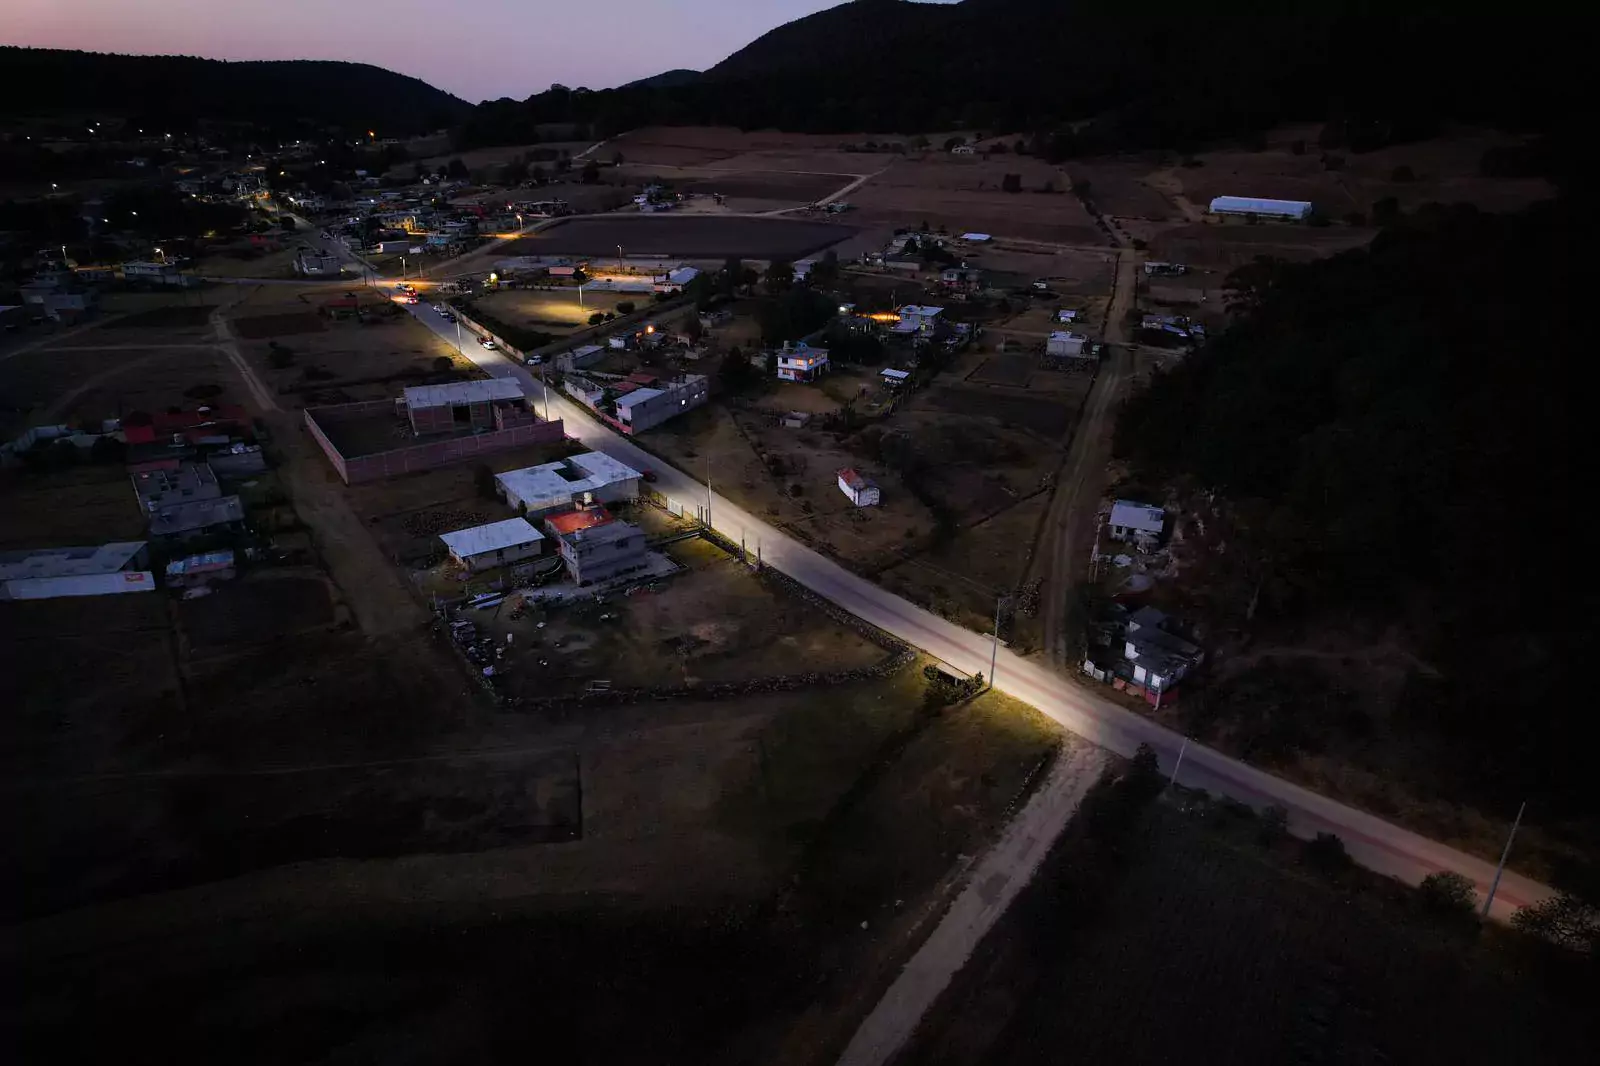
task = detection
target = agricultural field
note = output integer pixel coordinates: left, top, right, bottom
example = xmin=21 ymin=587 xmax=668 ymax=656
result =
xmin=505 ymin=214 xmax=858 ymax=260
xmin=904 ymin=799 xmax=1593 ymax=1066
xmin=846 ymin=155 xmax=1099 ymax=244
xmin=7 ymin=655 xmax=1069 ymax=1066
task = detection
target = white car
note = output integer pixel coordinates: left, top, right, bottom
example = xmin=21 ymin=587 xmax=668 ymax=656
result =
xmin=478 ymin=337 xmax=496 ymax=350
xmin=524 ymin=355 xmax=543 ymax=366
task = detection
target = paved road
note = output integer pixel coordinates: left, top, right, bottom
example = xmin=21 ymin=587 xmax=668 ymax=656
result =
xmin=837 ymin=745 xmax=1109 ymax=1066
xmin=376 ymin=285 xmax=1551 ymax=921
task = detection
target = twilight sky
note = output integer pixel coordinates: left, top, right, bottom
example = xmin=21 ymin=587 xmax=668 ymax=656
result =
xmin=6 ymin=0 xmax=943 ymax=104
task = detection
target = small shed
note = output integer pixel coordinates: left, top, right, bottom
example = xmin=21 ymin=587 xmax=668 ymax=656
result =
xmin=880 ymin=368 xmax=911 ymax=388
xmin=439 ymin=517 xmax=546 ymax=572
xmin=837 ymin=468 xmax=881 ymax=507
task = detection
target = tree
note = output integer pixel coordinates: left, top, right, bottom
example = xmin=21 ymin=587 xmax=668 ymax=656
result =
xmin=616 ymin=301 xmax=636 ymax=315
xmin=812 ymin=249 xmax=840 ymax=287
xmin=1304 ymin=832 xmax=1351 ymax=875
xmin=611 ymin=151 xmax=625 ymax=167
xmin=1258 ymin=804 xmax=1289 ymax=847
xmin=685 ymin=316 xmax=705 ymax=344
xmin=89 ymin=433 xmax=125 ymax=464
xmin=1001 ymin=173 xmax=1023 ymax=193
xmin=1512 ymin=893 xmax=1600 ymax=955
xmin=432 ymin=356 xmax=454 ymax=372
xmin=739 ymin=267 xmax=760 ymax=293
xmin=446 ymin=158 xmax=469 ymax=181
xmin=473 ymin=463 xmax=497 ymax=500
xmin=1418 ymin=871 xmax=1478 ymax=919
xmin=721 ymin=257 xmax=743 ymax=296
xmin=580 ymin=159 xmax=600 ymax=184
xmin=1371 ymin=196 xmax=1403 ymax=227
xmin=764 ymin=260 xmax=795 ymax=295
xmin=943 ymin=137 xmax=963 ymax=151
xmin=588 ymin=312 xmax=605 ymax=325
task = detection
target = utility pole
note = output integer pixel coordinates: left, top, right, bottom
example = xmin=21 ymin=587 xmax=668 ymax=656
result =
xmin=1168 ymin=736 xmax=1188 ymax=787
xmin=1482 ymin=800 xmax=1527 ymax=919
xmin=988 ymin=594 xmax=1004 ymax=690
xmin=705 ymin=457 xmax=713 ymax=530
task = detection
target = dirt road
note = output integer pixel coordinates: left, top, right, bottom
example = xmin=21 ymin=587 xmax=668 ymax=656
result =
xmin=1029 ymin=249 xmax=1140 ymax=661
xmin=208 ymin=304 xmax=425 ymax=638
xmin=835 ymin=743 xmax=1109 ymax=1066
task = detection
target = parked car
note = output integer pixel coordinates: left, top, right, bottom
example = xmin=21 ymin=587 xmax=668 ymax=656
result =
xmin=441 ymin=312 xmax=457 ymax=322
xmin=639 ymin=468 xmax=658 ymax=483
xmin=479 ymin=337 xmax=496 ymax=350
xmin=524 ymin=354 xmax=544 ymax=366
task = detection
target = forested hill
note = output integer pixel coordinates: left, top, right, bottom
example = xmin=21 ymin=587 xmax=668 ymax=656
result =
xmin=457 ymin=3 xmax=1578 ymax=149
xmin=1113 ymin=199 xmax=1585 ymax=826
xmin=0 ymin=47 xmax=470 ymax=135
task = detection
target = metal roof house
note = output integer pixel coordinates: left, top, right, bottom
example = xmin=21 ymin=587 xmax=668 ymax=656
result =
xmin=439 ymin=517 xmax=546 ymax=572
xmin=837 ymin=468 xmax=882 ymax=507
xmin=0 ymin=541 xmax=153 ymax=601
xmin=1208 ymin=196 xmax=1314 ymax=221
xmin=401 ymin=379 xmax=534 ymax=436
xmin=1108 ymin=500 xmax=1165 ymax=547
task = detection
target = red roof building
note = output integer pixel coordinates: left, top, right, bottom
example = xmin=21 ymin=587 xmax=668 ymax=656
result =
xmin=543 ymin=506 xmax=614 ymax=537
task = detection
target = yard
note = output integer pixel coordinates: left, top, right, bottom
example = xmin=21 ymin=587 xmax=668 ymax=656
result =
xmin=504 ymin=214 xmax=858 ymax=260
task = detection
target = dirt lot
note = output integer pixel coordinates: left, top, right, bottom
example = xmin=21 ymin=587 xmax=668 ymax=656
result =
xmin=224 ymin=284 xmax=477 ymax=408
xmin=904 ymin=799 xmax=1592 ymax=1066
xmin=176 ymin=572 xmax=342 ymax=654
xmin=478 ymin=532 xmax=890 ymax=699
xmin=846 ymin=156 xmax=1100 ymax=244
xmin=194 ymin=243 xmax=310 ymax=280
xmin=0 ymin=465 xmax=147 ymax=547
xmin=472 ymin=287 xmax=637 ymax=335
xmin=506 ymin=214 xmax=858 ymax=260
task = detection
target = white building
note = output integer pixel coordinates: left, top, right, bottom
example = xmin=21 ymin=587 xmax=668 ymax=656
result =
xmin=439 ymin=517 xmax=546 ymax=572
xmin=776 ymin=342 xmax=829 ymax=382
xmin=1207 ymin=196 xmax=1314 ymax=222
xmin=837 ymin=467 xmax=881 ymax=507
xmin=1047 ymin=331 xmax=1088 ymax=358
xmin=892 ymin=304 xmax=945 ymax=336
xmin=1108 ymin=500 xmax=1165 ymax=548
xmin=496 ymin=452 xmax=642 ymax=518
xmin=610 ymin=374 xmax=709 ymax=434
xmin=0 ymin=541 xmax=153 ymax=601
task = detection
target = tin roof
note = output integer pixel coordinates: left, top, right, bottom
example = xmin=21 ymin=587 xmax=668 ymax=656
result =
xmin=403 ymin=378 xmax=525 ymax=409
xmin=439 ymin=517 xmax=545 ymax=559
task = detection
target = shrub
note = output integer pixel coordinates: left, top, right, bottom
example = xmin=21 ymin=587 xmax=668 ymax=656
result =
xmin=588 ymin=312 xmax=605 ymax=325
xmin=1258 ymin=804 xmax=1289 ymax=846
xmin=1305 ymin=832 xmax=1351 ymax=875
xmin=1418 ymin=871 xmax=1478 ymax=919
xmin=616 ymin=301 xmax=636 ymax=315
xmin=432 ymin=356 xmax=454 ymax=372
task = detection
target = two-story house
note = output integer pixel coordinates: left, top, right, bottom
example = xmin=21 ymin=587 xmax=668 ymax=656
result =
xmin=775 ymin=342 xmax=830 ymax=382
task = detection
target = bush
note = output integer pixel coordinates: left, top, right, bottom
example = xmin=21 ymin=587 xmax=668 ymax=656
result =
xmin=588 ymin=312 xmax=605 ymax=325
xmin=432 ymin=356 xmax=454 ymax=372
xmin=1304 ymin=832 xmax=1351 ymax=875
xmin=1418 ymin=871 xmax=1478 ymax=920
xmin=616 ymin=301 xmax=636 ymax=315
xmin=1257 ymin=804 xmax=1289 ymax=847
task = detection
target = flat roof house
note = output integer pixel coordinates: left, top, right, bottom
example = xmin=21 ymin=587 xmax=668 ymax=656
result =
xmin=776 ymin=342 xmax=829 ymax=383
xmin=555 ymin=519 xmax=648 ymax=587
xmin=439 ymin=517 xmax=546 ymax=572
xmin=148 ymin=495 xmax=246 ymax=542
xmin=609 ymin=374 xmax=709 ymax=434
xmin=496 ymin=451 xmax=642 ymax=518
xmin=1208 ymin=196 xmax=1314 ymax=222
xmin=892 ymin=305 xmax=945 ymax=336
xmin=131 ymin=461 xmax=221 ymax=512
xmin=401 ymin=379 xmax=535 ymax=436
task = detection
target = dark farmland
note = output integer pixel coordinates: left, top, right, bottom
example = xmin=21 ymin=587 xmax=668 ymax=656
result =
xmin=507 ymin=214 xmax=858 ymax=259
